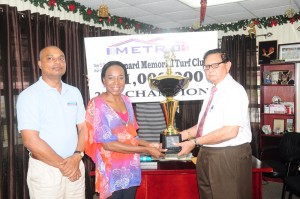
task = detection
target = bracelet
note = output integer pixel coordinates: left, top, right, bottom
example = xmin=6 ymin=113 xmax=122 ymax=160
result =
xmin=187 ymin=132 xmax=193 ymax=140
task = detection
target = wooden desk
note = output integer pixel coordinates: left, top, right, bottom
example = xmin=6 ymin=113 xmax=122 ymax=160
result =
xmin=136 ymin=160 xmax=198 ymax=199
xmin=251 ymin=156 xmax=273 ymax=199
xmin=135 ymin=156 xmax=272 ymax=199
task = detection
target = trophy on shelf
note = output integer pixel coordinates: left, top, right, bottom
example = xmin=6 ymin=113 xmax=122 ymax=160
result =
xmin=148 ymin=49 xmax=189 ymax=153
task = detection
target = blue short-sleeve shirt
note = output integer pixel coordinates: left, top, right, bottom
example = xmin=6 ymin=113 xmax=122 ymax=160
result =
xmin=17 ymin=77 xmax=85 ymax=158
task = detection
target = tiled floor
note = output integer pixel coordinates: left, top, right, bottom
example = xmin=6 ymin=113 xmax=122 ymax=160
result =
xmin=262 ymin=181 xmax=300 ymax=199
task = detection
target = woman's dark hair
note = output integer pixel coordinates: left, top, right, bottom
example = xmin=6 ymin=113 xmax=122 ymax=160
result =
xmin=203 ymin=48 xmax=230 ymax=63
xmin=101 ymin=61 xmax=128 ymax=83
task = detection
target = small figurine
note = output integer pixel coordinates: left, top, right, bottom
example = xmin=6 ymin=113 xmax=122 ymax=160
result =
xmin=248 ymin=22 xmax=256 ymax=38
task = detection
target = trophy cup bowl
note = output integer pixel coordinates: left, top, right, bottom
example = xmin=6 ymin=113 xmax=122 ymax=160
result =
xmin=148 ymin=50 xmax=189 ymax=153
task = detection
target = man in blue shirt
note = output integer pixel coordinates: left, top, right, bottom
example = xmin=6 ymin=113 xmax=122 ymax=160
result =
xmin=17 ymin=46 xmax=86 ymax=198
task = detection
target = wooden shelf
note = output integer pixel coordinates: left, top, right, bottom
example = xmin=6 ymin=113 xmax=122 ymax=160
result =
xmin=261 ymin=113 xmax=295 ymax=116
xmin=259 ymin=63 xmax=297 ymax=160
xmin=261 ymin=133 xmax=284 ymax=137
xmin=261 ymin=84 xmax=294 ymax=87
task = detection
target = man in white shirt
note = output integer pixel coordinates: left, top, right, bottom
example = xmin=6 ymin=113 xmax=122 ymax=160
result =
xmin=176 ymin=48 xmax=252 ymax=199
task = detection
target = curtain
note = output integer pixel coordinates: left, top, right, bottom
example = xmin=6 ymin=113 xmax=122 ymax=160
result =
xmin=0 ymin=4 xmax=104 ymax=198
xmin=0 ymin=5 xmax=27 ymax=199
xmin=179 ymin=100 xmax=203 ymax=131
xmin=221 ymin=35 xmax=259 ymax=156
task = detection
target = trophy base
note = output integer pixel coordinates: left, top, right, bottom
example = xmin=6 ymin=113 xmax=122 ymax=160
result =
xmin=161 ymin=134 xmax=182 ymax=154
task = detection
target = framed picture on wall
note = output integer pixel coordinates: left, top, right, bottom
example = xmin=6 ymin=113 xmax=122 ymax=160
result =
xmin=278 ymin=43 xmax=300 ymax=62
xmin=271 ymin=71 xmax=280 ymax=85
xmin=263 ymin=71 xmax=272 ymax=84
xmin=259 ymin=40 xmax=277 ymax=64
xmin=278 ymin=71 xmax=292 ymax=85
xmin=273 ymin=119 xmax=284 ymax=134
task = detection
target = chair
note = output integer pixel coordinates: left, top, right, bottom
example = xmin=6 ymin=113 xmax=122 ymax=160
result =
xmin=260 ymin=132 xmax=300 ymax=199
xmin=285 ymin=175 xmax=300 ymax=199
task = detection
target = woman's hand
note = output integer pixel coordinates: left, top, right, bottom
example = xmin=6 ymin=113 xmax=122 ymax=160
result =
xmin=149 ymin=142 xmax=162 ymax=149
xmin=147 ymin=146 xmax=166 ymax=159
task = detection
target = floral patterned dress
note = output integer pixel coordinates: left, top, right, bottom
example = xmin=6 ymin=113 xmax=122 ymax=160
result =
xmin=85 ymin=94 xmax=140 ymax=199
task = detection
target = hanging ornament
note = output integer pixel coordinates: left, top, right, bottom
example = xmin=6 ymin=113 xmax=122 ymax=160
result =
xmin=248 ymin=22 xmax=256 ymax=38
xmin=135 ymin=23 xmax=140 ymax=30
xmin=68 ymin=4 xmax=76 ymax=12
xmin=192 ymin=22 xmax=201 ymax=30
xmin=285 ymin=8 xmax=296 ymax=18
xmin=200 ymin=0 xmax=207 ymax=25
xmin=289 ymin=17 xmax=295 ymax=24
xmin=270 ymin=19 xmax=278 ymax=27
xmin=285 ymin=0 xmax=296 ymax=18
xmin=48 ymin=0 xmax=56 ymax=7
xmin=98 ymin=4 xmax=109 ymax=18
xmin=118 ymin=17 xmax=123 ymax=25
xmin=87 ymin=8 xmax=92 ymax=15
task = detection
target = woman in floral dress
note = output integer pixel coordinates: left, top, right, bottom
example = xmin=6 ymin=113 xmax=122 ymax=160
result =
xmin=85 ymin=61 xmax=165 ymax=199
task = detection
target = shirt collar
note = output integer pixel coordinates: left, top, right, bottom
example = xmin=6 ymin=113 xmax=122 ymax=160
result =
xmin=38 ymin=76 xmax=67 ymax=94
xmin=213 ymin=73 xmax=232 ymax=91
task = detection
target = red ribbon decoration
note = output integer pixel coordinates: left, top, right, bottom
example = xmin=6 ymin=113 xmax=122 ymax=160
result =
xmin=200 ymin=0 xmax=207 ymax=25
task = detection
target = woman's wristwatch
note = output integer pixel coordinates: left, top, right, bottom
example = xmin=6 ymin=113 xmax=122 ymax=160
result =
xmin=74 ymin=150 xmax=84 ymax=158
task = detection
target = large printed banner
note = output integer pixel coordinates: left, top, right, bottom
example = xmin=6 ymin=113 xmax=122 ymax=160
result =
xmin=84 ymin=31 xmax=218 ymax=103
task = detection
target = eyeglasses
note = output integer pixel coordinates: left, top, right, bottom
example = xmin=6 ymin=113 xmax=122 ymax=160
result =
xmin=203 ymin=61 xmax=225 ymax=70
xmin=46 ymin=56 xmax=66 ymax=62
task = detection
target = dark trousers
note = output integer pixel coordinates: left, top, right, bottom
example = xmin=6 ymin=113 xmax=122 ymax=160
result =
xmin=107 ymin=186 xmax=137 ymax=199
xmin=196 ymin=143 xmax=252 ymax=199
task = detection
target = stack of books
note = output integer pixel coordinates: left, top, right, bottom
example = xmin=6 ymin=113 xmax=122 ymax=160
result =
xmin=140 ymin=155 xmax=157 ymax=169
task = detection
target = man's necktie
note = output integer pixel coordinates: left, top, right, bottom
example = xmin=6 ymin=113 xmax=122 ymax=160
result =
xmin=196 ymin=86 xmax=217 ymax=137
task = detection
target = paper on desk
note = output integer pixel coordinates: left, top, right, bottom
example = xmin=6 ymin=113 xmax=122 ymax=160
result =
xmin=154 ymin=153 xmax=194 ymax=161
xmin=191 ymin=157 xmax=197 ymax=165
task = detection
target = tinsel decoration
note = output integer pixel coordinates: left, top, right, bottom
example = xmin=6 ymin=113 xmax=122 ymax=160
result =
xmin=22 ymin=0 xmax=300 ymax=34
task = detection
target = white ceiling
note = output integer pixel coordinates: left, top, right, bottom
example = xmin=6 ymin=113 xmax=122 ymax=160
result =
xmin=75 ymin=0 xmax=300 ymax=29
